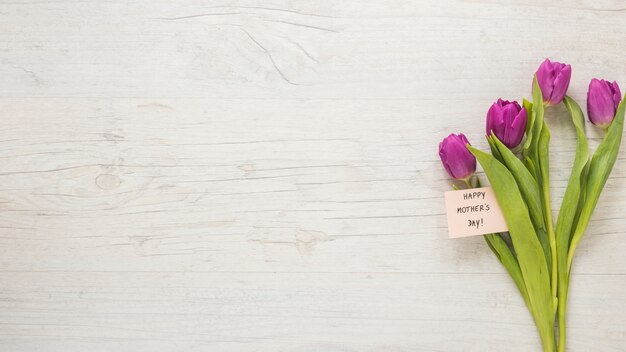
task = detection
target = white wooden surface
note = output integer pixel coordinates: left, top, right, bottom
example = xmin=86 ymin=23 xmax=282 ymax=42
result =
xmin=1 ymin=1 xmax=625 ymax=351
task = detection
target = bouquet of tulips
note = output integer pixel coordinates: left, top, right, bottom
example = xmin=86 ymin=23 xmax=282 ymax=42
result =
xmin=439 ymin=59 xmax=625 ymax=351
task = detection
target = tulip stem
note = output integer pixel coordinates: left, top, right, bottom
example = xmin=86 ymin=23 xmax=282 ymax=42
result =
xmin=557 ymin=273 xmax=569 ymax=352
xmin=543 ymin=185 xmax=558 ymax=300
xmin=537 ymin=144 xmax=558 ymax=302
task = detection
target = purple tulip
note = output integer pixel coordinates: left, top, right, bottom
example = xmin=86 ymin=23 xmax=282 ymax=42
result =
xmin=535 ymin=58 xmax=572 ymax=106
xmin=587 ymin=78 xmax=622 ymax=128
xmin=486 ymin=99 xmax=528 ymax=149
xmin=438 ymin=133 xmax=476 ymax=180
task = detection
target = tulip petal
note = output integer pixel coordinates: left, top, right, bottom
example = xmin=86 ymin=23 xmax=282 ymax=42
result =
xmin=535 ymin=59 xmax=571 ymax=105
xmin=610 ymin=81 xmax=622 ymax=110
xmin=486 ymin=102 xmax=500 ymax=136
xmin=438 ymin=133 xmax=476 ymax=179
xmin=439 ymin=140 xmax=453 ymax=177
xmin=510 ymin=108 xmax=528 ymax=148
xmin=486 ymin=99 xmax=527 ymax=148
xmin=536 ymin=59 xmax=555 ymax=102
xmin=550 ymin=64 xmax=571 ymax=105
xmin=588 ymin=79 xmax=617 ymax=127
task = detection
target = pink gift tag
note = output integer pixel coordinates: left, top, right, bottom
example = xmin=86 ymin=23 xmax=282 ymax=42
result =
xmin=444 ymin=186 xmax=508 ymax=238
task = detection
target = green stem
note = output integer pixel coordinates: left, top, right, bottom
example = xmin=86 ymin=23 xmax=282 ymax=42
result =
xmin=536 ymin=121 xmax=557 ymax=351
xmin=557 ymin=273 xmax=569 ymax=352
xmin=535 ymin=144 xmax=557 ymax=303
xmin=535 ymin=121 xmax=557 ymax=304
xmin=542 ymin=183 xmax=558 ymax=301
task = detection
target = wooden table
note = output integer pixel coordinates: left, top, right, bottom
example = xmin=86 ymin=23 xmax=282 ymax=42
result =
xmin=1 ymin=1 xmax=625 ymax=351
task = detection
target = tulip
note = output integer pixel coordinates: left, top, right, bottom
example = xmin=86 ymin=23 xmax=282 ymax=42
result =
xmin=535 ymin=58 xmax=572 ymax=106
xmin=439 ymin=133 xmax=476 ymax=180
xmin=587 ymin=78 xmax=621 ymax=128
xmin=486 ymin=99 xmax=528 ymax=148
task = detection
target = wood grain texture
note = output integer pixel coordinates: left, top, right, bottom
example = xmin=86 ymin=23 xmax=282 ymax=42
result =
xmin=1 ymin=1 xmax=625 ymax=351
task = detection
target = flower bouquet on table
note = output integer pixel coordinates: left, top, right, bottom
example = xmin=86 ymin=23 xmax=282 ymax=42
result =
xmin=439 ymin=59 xmax=625 ymax=351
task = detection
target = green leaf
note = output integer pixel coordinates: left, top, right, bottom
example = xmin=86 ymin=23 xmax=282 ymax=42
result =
xmin=490 ymin=135 xmax=544 ymax=231
xmin=537 ymin=122 xmax=551 ymax=214
xmin=556 ymin=96 xmax=589 ymax=264
xmin=532 ymin=79 xmax=546 ymax=152
xmin=468 ymin=146 xmax=555 ymax=349
xmin=568 ymin=94 xmax=626 ymax=269
xmin=523 ymin=99 xmax=534 ymax=131
xmin=523 ymin=155 xmax=538 ymax=179
xmin=572 ymin=161 xmax=591 ymax=237
xmin=487 ymin=137 xmax=503 ymax=163
xmin=523 ymin=77 xmax=545 ymax=160
xmin=484 ymin=233 xmax=530 ymax=307
xmin=489 ymin=135 xmax=550 ymax=270
xmin=536 ymin=122 xmax=556 ymax=293
xmin=522 ymin=99 xmax=535 ymax=153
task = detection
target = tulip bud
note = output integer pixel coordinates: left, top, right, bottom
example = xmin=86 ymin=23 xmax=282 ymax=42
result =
xmin=535 ymin=58 xmax=572 ymax=106
xmin=587 ymin=78 xmax=622 ymax=128
xmin=438 ymin=133 xmax=476 ymax=180
xmin=485 ymin=99 xmax=528 ymax=149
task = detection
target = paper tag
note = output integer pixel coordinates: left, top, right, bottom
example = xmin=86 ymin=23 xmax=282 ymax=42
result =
xmin=444 ymin=186 xmax=508 ymax=238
